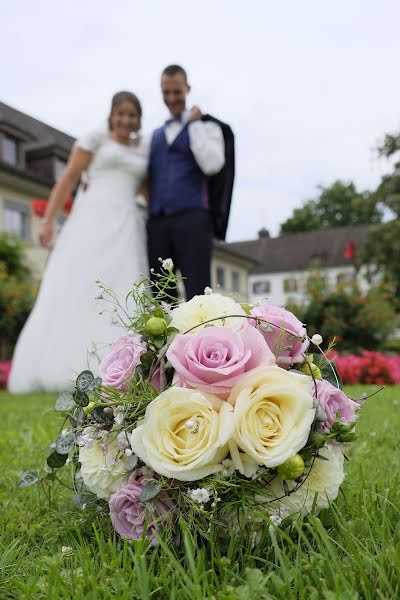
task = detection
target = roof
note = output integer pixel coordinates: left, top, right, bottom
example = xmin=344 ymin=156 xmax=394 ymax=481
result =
xmin=224 ymin=224 xmax=371 ymax=274
xmin=0 ymin=101 xmax=75 ymax=152
xmin=213 ymin=239 xmax=258 ymax=266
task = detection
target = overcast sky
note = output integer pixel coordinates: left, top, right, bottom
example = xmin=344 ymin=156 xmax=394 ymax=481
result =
xmin=2 ymin=0 xmax=400 ymax=241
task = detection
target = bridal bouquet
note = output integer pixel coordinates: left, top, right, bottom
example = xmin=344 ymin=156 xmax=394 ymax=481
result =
xmin=20 ymin=263 xmax=367 ymax=546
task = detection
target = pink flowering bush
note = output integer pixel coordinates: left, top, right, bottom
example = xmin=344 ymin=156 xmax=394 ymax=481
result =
xmin=109 ymin=469 xmax=174 ymax=544
xmin=167 ymin=325 xmax=275 ymax=399
xmin=250 ymin=302 xmax=309 ymax=368
xmin=331 ymin=351 xmax=400 ymax=385
xmin=0 ymin=361 xmax=11 ymax=389
xmin=99 ymin=333 xmax=146 ymax=390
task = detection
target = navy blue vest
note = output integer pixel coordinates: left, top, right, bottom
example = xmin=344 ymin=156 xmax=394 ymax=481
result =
xmin=148 ymin=124 xmax=208 ymax=216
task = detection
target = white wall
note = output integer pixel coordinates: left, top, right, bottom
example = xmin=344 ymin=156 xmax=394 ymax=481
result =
xmin=248 ymin=265 xmax=372 ymax=307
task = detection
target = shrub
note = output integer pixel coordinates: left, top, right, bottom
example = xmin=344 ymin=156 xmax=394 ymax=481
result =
xmin=0 ymin=235 xmax=36 ymax=360
xmin=0 ymin=361 xmax=11 ymax=389
xmin=287 ymin=270 xmax=398 ymax=353
xmin=330 ymin=351 xmax=400 ymax=385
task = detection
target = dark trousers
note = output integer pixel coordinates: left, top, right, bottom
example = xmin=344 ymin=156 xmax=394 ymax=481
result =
xmin=147 ymin=208 xmax=213 ymax=301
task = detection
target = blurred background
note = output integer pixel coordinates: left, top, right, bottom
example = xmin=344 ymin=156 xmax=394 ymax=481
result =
xmin=1 ymin=0 xmax=400 ymax=386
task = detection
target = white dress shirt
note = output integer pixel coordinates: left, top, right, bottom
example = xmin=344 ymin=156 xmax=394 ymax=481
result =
xmin=164 ymin=109 xmax=225 ymax=175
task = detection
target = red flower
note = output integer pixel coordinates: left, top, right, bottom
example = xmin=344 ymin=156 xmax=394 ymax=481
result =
xmin=31 ymin=199 xmax=47 ymax=218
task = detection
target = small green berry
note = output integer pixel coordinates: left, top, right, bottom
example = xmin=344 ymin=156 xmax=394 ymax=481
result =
xmin=277 ymin=454 xmax=305 ymax=480
xmin=145 ymin=316 xmax=167 ymax=337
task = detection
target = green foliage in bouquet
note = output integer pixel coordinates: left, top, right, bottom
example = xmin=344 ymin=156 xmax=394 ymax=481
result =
xmin=19 ymin=264 xmax=371 ymax=549
xmin=287 ymin=267 xmax=397 ymax=354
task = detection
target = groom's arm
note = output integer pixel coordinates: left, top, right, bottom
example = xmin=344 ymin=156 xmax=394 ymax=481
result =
xmin=188 ymin=107 xmax=225 ymax=175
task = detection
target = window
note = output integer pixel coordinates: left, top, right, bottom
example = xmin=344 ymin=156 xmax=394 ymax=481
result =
xmin=3 ymin=199 xmax=30 ymax=240
xmin=54 ymin=158 xmax=66 ymax=181
xmin=253 ymin=280 xmax=271 ymax=295
xmin=231 ymin=270 xmax=240 ymax=293
xmin=336 ymin=272 xmax=353 ymax=284
xmin=216 ymin=266 xmax=225 ymax=288
xmin=283 ymin=278 xmax=298 ymax=293
xmin=2 ymin=136 xmax=18 ymax=165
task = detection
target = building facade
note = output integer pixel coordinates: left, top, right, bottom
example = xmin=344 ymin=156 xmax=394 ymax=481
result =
xmin=225 ymin=225 xmax=372 ymax=306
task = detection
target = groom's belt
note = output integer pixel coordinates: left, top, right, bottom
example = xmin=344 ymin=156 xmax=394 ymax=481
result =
xmin=149 ymin=207 xmax=208 ymax=218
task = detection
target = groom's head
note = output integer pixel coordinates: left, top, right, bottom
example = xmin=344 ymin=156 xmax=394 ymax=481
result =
xmin=161 ymin=64 xmax=190 ymax=117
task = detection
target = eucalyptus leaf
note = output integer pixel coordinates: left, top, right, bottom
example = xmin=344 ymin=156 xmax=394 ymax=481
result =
xmin=125 ymin=453 xmax=138 ymax=471
xmin=18 ymin=470 xmax=39 ymax=489
xmin=76 ymin=370 xmax=96 ymax=393
xmin=139 ymin=480 xmax=163 ymax=502
xmin=55 ymin=430 xmax=76 ymax=455
xmin=47 ymin=451 xmax=68 ymax=469
xmin=73 ymin=390 xmax=89 ymax=407
xmin=91 ymin=406 xmax=113 ymax=423
xmin=54 ymin=392 xmax=75 ymax=412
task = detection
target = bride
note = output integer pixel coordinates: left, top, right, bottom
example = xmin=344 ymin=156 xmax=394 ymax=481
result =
xmin=8 ymin=91 xmax=148 ymax=393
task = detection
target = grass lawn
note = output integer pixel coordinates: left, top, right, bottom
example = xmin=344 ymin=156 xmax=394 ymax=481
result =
xmin=1 ymin=385 xmax=399 ymax=599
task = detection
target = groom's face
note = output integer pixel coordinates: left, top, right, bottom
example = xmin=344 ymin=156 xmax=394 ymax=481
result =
xmin=161 ymin=74 xmax=190 ymax=117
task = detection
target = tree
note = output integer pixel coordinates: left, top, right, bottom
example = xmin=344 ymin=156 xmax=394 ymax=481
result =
xmin=362 ymin=133 xmax=400 ymax=298
xmin=280 ymin=180 xmax=382 ymax=234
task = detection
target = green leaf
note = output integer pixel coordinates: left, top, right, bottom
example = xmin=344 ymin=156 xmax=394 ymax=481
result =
xmin=18 ymin=470 xmax=39 ymax=489
xmin=73 ymin=390 xmax=89 ymax=407
xmin=76 ymin=370 xmax=96 ymax=393
xmin=140 ymin=351 xmax=157 ymax=368
xmin=54 ymin=392 xmax=75 ymax=412
xmin=47 ymin=451 xmax=68 ymax=469
xmin=153 ymin=307 xmax=164 ymax=318
xmin=139 ymin=480 xmax=162 ymax=502
xmin=125 ymin=454 xmax=138 ymax=471
xmin=321 ymin=362 xmax=343 ymax=389
xmin=166 ymin=327 xmax=179 ymax=335
xmin=55 ymin=430 xmax=76 ymax=455
xmin=91 ymin=406 xmax=113 ymax=423
xmin=153 ymin=337 xmax=165 ymax=350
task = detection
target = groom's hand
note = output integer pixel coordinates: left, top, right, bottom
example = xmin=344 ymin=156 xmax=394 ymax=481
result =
xmin=188 ymin=106 xmax=202 ymax=122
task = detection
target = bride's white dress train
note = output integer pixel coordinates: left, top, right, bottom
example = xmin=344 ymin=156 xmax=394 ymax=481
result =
xmin=8 ymin=132 xmax=148 ymax=393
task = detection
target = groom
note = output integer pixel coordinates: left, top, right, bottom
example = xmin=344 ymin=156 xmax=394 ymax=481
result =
xmin=147 ymin=64 xmax=234 ymax=300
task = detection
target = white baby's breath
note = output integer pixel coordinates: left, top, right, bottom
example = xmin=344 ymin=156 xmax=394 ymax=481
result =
xmin=189 ymin=488 xmax=210 ymax=504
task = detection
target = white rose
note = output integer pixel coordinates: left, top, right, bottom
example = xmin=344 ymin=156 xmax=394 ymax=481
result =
xmin=227 ymin=366 xmax=315 ymax=473
xmin=264 ymin=443 xmax=345 ymax=515
xmin=130 ymin=387 xmax=234 ymax=481
xmin=170 ymin=293 xmax=247 ymax=333
xmin=79 ymin=431 xmax=129 ymax=500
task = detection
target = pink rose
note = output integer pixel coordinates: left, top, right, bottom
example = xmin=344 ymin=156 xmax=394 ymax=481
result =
xmin=250 ymin=303 xmax=309 ymax=368
xmin=109 ymin=469 xmax=174 ymax=544
xmin=99 ymin=334 xmax=145 ymax=390
xmin=166 ymin=325 xmax=275 ymax=399
xmin=315 ymin=379 xmax=359 ymax=430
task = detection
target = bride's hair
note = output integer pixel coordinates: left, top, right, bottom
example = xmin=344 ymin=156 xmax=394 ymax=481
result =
xmin=108 ymin=91 xmax=142 ymax=130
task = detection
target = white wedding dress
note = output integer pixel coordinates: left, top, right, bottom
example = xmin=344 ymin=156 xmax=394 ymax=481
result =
xmin=9 ymin=131 xmax=148 ymax=393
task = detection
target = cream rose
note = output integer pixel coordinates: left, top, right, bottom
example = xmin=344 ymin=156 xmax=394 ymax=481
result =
xmin=265 ymin=443 xmax=345 ymax=515
xmin=227 ymin=366 xmax=315 ymax=473
xmin=130 ymin=388 xmax=234 ymax=481
xmin=79 ymin=431 xmax=129 ymax=500
xmin=170 ymin=293 xmax=247 ymax=333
